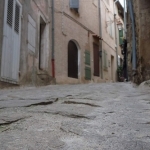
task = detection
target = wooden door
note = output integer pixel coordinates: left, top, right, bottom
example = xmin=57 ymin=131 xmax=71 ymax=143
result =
xmin=68 ymin=41 xmax=78 ymax=79
xmin=1 ymin=0 xmax=22 ymax=83
xmin=93 ymin=43 xmax=99 ymax=76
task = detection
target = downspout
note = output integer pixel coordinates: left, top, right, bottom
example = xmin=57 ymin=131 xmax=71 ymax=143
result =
xmin=124 ymin=0 xmax=128 ymax=80
xmin=124 ymin=0 xmax=127 ymax=38
xmin=114 ymin=0 xmax=119 ymax=80
xmin=51 ymin=0 xmax=55 ymax=78
xmin=98 ymin=0 xmax=103 ymax=79
xmin=128 ymin=0 xmax=136 ymax=71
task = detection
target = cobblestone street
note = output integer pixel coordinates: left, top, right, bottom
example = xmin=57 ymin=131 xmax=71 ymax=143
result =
xmin=0 ymin=83 xmax=150 ymax=150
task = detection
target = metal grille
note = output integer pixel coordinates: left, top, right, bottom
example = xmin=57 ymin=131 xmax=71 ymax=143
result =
xmin=14 ymin=3 xmax=20 ymax=33
xmin=7 ymin=0 xmax=14 ymax=27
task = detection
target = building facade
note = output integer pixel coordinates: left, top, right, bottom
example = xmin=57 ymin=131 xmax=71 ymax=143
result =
xmin=0 ymin=0 xmax=53 ymax=87
xmin=0 ymin=0 xmax=124 ymax=87
xmin=54 ymin=0 xmax=124 ymax=84
xmin=127 ymin=0 xmax=150 ymax=84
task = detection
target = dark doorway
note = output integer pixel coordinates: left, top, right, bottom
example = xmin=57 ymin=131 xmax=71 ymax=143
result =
xmin=39 ymin=17 xmax=46 ymax=70
xmin=93 ymin=43 xmax=100 ymax=76
xmin=111 ymin=55 xmax=114 ymax=81
xmin=68 ymin=41 xmax=78 ymax=79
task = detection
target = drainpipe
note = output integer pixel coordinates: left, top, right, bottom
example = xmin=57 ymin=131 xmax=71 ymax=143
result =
xmin=124 ymin=0 xmax=126 ymax=39
xmin=124 ymin=0 xmax=128 ymax=80
xmin=128 ymin=0 xmax=136 ymax=71
xmin=114 ymin=0 xmax=119 ymax=80
xmin=98 ymin=0 xmax=103 ymax=79
xmin=51 ymin=0 xmax=55 ymax=78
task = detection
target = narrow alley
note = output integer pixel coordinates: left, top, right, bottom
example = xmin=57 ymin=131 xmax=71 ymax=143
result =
xmin=0 ymin=82 xmax=150 ymax=150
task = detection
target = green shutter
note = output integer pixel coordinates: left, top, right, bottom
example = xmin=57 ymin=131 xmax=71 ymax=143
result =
xmin=85 ymin=67 xmax=91 ymax=80
xmin=106 ymin=52 xmax=108 ymax=68
xmin=119 ymin=30 xmax=123 ymax=45
xmin=85 ymin=50 xmax=90 ymax=65
xmin=103 ymin=50 xmax=108 ymax=70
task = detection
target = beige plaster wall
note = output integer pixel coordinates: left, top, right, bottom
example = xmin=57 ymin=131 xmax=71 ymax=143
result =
xmin=54 ymin=0 xmax=118 ymax=84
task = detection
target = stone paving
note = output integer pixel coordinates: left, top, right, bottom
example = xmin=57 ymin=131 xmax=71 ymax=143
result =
xmin=0 ymin=82 xmax=150 ymax=149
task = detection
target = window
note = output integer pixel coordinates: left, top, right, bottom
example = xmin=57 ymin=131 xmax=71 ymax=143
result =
xmin=85 ymin=50 xmax=90 ymax=65
xmin=85 ymin=67 xmax=91 ymax=80
xmin=103 ymin=50 xmax=108 ymax=70
xmin=85 ymin=50 xmax=91 ymax=80
xmin=28 ymin=15 xmax=36 ymax=53
xmin=106 ymin=16 xmax=114 ymax=38
xmin=70 ymin=0 xmax=79 ymax=9
xmin=108 ymin=18 xmax=114 ymax=37
xmin=119 ymin=29 xmax=123 ymax=45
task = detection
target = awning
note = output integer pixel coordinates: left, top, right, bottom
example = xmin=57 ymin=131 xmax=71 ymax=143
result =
xmin=92 ymin=34 xmax=103 ymax=40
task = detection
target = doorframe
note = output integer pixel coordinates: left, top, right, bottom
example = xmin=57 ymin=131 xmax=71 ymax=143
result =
xmin=38 ymin=12 xmax=49 ymax=71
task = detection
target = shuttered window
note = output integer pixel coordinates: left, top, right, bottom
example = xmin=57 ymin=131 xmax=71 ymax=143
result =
xmin=85 ymin=50 xmax=90 ymax=65
xmin=14 ymin=3 xmax=20 ymax=33
xmin=28 ymin=15 xmax=36 ymax=53
xmin=2 ymin=0 xmax=22 ymax=83
xmin=119 ymin=29 xmax=123 ymax=45
xmin=85 ymin=50 xmax=91 ymax=80
xmin=85 ymin=67 xmax=91 ymax=80
xmin=70 ymin=0 xmax=79 ymax=9
xmin=7 ymin=0 xmax=14 ymax=27
xmin=103 ymin=50 xmax=108 ymax=70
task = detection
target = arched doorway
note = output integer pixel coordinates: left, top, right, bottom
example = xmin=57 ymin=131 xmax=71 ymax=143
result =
xmin=68 ymin=40 xmax=78 ymax=79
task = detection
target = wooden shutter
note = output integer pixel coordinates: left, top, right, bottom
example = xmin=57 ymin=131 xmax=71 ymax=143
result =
xmin=85 ymin=67 xmax=91 ymax=80
xmin=119 ymin=30 xmax=123 ymax=45
xmin=1 ymin=0 xmax=22 ymax=83
xmin=70 ymin=0 xmax=79 ymax=9
xmin=103 ymin=50 xmax=108 ymax=69
xmin=85 ymin=50 xmax=90 ymax=65
xmin=28 ymin=15 xmax=36 ymax=53
xmin=93 ymin=44 xmax=99 ymax=76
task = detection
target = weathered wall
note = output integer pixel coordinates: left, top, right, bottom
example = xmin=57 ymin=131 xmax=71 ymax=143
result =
xmin=0 ymin=0 xmax=122 ymax=86
xmin=0 ymin=0 xmax=52 ymax=86
xmin=100 ymin=0 xmax=117 ymax=82
xmin=19 ymin=0 xmax=51 ymax=86
xmin=127 ymin=0 xmax=150 ymax=84
xmin=54 ymin=0 xmax=118 ymax=84
xmin=139 ymin=0 xmax=150 ymax=82
xmin=54 ymin=0 xmax=103 ymax=84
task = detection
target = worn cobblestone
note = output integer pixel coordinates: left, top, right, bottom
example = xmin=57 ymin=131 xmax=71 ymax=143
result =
xmin=0 ymin=83 xmax=150 ymax=149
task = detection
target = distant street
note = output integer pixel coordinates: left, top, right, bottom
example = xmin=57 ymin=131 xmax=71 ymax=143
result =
xmin=0 ymin=83 xmax=150 ymax=150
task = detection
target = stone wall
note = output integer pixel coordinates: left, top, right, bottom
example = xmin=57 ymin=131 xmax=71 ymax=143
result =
xmin=127 ymin=0 xmax=150 ymax=84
